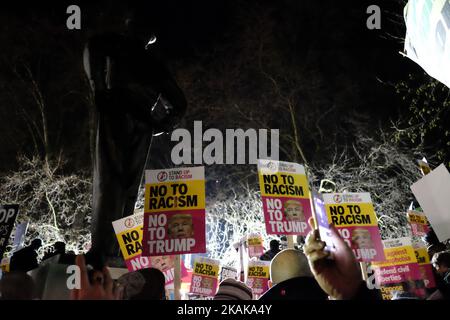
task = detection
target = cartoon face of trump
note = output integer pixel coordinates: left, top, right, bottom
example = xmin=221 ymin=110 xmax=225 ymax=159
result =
xmin=351 ymin=228 xmax=374 ymax=250
xmin=201 ymin=277 xmax=214 ymax=289
xmin=167 ymin=214 xmax=194 ymax=238
xmin=283 ymin=200 xmax=305 ymax=222
xmin=151 ymin=255 xmax=174 ymax=272
xmin=252 ymin=278 xmax=265 ymax=289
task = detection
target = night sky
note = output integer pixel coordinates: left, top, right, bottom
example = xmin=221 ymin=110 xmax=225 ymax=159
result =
xmin=0 ymin=0 xmax=423 ymax=172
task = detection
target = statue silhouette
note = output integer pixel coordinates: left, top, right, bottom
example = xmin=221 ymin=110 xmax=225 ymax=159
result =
xmin=83 ymin=13 xmax=187 ymax=267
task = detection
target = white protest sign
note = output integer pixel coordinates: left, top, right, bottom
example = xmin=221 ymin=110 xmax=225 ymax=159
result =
xmin=404 ymin=0 xmax=450 ymax=88
xmin=411 ymin=164 xmax=450 ymax=242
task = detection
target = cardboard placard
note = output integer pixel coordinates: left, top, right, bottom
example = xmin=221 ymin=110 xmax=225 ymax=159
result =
xmin=258 ymin=160 xmax=312 ymax=236
xmin=142 ymin=167 xmax=206 ymax=256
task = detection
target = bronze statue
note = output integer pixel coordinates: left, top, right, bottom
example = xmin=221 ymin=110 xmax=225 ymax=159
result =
xmin=83 ymin=14 xmax=187 ymax=266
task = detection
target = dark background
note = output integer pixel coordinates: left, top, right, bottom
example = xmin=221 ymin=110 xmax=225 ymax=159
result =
xmin=0 ymin=0 xmax=422 ymax=172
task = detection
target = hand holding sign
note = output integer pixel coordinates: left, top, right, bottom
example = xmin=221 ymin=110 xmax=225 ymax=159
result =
xmin=70 ymin=255 xmax=123 ymax=300
xmin=304 ymin=218 xmax=362 ymax=300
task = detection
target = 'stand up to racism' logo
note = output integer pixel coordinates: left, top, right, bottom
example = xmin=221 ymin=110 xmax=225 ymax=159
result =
xmin=333 ymin=194 xmax=342 ymax=203
xmin=124 ymin=218 xmax=135 ymax=228
xmin=157 ymin=171 xmax=168 ymax=182
xmin=266 ymin=161 xmax=277 ymax=172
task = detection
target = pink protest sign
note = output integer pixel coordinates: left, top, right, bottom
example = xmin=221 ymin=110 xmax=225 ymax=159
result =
xmin=142 ymin=167 xmax=206 ymax=256
xmin=147 ymin=255 xmax=189 ymax=287
xmin=247 ymin=233 xmax=264 ymax=259
xmin=316 ymin=192 xmax=385 ymax=262
xmin=414 ymin=245 xmax=436 ymax=289
xmin=189 ymin=257 xmax=220 ymax=297
xmin=372 ymin=238 xmax=426 ymax=300
xmin=407 ymin=210 xmax=430 ymax=237
xmin=246 ymin=260 xmax=270 ymax=296
xmin=258 ymin=160 xmax=312 ymax=236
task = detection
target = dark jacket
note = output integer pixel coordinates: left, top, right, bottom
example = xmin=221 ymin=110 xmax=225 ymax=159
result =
xmin=259 ymin=249 xmax=280 ymax=261
xmin=259 ymin=276 xmax=328 ymax=300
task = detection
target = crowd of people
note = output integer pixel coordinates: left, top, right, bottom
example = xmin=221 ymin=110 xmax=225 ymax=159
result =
xmin=1 ymin=218 xmax=449 ymax=300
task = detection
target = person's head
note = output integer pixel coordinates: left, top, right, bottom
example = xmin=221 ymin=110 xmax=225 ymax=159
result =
xmin=283 ymin=200 xmax=305 ymax=221
xmin=269 ymin=240 xmax=280 ymax=252
xmin=431 ymin=250 xmax=450 ymax=276
xmin=54 ymin=242 xmax=65 ymax=253
xmin=150 ymin=256 xmax=173 ymax=272
xmin=118 ymin=268 xmax=166 ymax=300
xmin=0 ymin=272 xmax=36 ymax=300
xmin=351 ymin=229 xmax=374 ymax=250
xmin=213 ymin=278 xmax=253 ymax=300
xmin=270 ymin=249 xmax=312 ymax=286
xmin=167 ymin=214 xmax=194 ymax=238
xmin=427 ymin=243 xmax=447 ymax=260
xmin=424 ymin=228 xmax=442 ymax=248
xmin=30 ymin=239 xmax=42 ymax=250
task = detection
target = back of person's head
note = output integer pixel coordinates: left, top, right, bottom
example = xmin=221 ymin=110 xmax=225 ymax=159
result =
xmin=214 ymin=278 xmax=253 ymax=300
xmin=428 ymin=243 xmax=447 ymax=260
xmin=31 ymin=239 xmax=42 ymax=250
xmin=424 ymin=229 xmax=440 ymax=246
xmin=432 ymin=250 xmax=450 ymax=268
xmin=0 ymin=272 xmax=36 ymax=300
xmin=270 ymin=249 xmax=312 ymax=285
xmin=269 ymin=240 xmax=280 ymax=252
xmin=54 ymin=242 xmax=66 ymax=253
xmin=118 ymin=268 xmax=165 ymax=300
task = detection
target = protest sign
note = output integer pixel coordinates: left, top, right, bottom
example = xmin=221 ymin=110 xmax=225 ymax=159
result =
xmin=219 ymin=266 xmax=238 ymax=282
xmin=404 ymin=0 xmax=450 ymax=88
xmin=12 ymin=222 xmax=28 ymax=252
xmin=407 ymin=210 xmax=430 ymax=237
xmin=411 ymin=164 xmax=450 ymax=242
xmin=189 ymin=257 xmax=220 ymax=297
xmin=312 ymin=191 xmax=333 ymax=249
xmin=247 ymin=233 xmax=264 ymax=259
xmin=258 ymin=159 xmax=312 ymax=235
xmin=0 ymin=205 xmax=19 ymax=258
xmin=151 ymin=255 xmax=189 ymax=287
xmin=142 ymin=167 xmax=206 ymax=256
xmin=246 ymin=260 xmax=270 ymax=296
xmin=112 ymin=213 xmax=187 ymax=286
xmin=315 ymin=193 xmax=384 ymax=262
xmin=414 ymin=245 xmax=436 ymax=289
xmin=113 ymin=212 xmax=148 ymax=271
xmin=372 ymin=237 xmax=425 ymax=300
xmin=0 ymin=257 xmax=10 ymax=273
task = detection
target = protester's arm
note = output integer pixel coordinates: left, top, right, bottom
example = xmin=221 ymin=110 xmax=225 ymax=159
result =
xmin=304 ymin=217 xmax=367 ymax=300
xmin=70 ymin=255 xmax=122 ymax=300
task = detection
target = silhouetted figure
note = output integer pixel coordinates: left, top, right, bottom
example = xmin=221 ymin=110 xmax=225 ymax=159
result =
xmin=10 ymin=239 xmax=42 ymax=272
xmin=41 ymin=241 xmax=75 ymax=265
xmin=260 ymin=240 xmax=281 ymax=261
xmin=429 ymin=250 xmax=450 ymax=300
xmin=42 ymin=241 xmax=66 ymax=261
xmin=83 ymin=10 xmax=187 ymax=265
xmin=425 ymin=228 xmax=448 ymax=260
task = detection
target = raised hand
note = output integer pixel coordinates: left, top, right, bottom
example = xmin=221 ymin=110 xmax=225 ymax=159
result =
xmin=70 ymin=255 xmax=123 ymax=300
xmin=304 ymin=217 xmax=362 ymax=300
